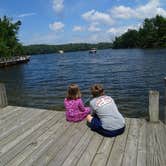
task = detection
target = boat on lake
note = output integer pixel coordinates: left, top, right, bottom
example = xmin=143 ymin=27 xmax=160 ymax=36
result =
xmin=0 ymin=56 xmax=30 ymax=68
xmin=89 ymin=48 xmax=97 ymax=54
xmin=58 ymin=50 xmax=64 ymax=54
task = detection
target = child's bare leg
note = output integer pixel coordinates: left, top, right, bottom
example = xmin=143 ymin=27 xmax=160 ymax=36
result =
xmin=86 ymin=114 xmax=93 ymax=123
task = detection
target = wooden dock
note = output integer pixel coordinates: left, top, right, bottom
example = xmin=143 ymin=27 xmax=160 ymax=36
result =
xmin=0 ymin=105 xmax=166 ymax=166
xmin=0 ymin=56 xmax=30 ymax=68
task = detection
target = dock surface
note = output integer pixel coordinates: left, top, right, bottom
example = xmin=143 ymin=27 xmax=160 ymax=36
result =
xmin=0 ymin=106 xmax=166 ymax=166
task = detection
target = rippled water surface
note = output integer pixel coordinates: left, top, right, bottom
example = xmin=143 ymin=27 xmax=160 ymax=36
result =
xmin=0 ymin=49 xmax=166 ymax=118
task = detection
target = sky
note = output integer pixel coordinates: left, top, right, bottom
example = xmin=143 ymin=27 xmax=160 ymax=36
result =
xmin=1 ymin=0 xmax=166 ymax=45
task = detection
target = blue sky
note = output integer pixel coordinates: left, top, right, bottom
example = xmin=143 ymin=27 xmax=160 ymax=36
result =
xmin=1 ymin=0 xmax=166 ymax=45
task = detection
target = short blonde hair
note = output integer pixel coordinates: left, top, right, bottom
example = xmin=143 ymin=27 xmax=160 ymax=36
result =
xmin=91 ymin=84 xmax=104 ymax=97
xmin=67 ymin=84 xmax=81 ymax=100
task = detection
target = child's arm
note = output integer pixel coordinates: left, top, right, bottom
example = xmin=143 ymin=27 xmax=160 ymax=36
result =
xmin=90 ymin=108 xmax=95 ymax=116
xmin=89 ymin=102 xmax=96 ymax=116
xmin=78 ymin=99 xmax=87 ymax=112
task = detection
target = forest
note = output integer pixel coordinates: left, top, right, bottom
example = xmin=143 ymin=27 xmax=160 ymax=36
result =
xmin=112 ymin=15 xmax=166 ymax=49
xmin=23 ymin=42 xmax=112 ymax=55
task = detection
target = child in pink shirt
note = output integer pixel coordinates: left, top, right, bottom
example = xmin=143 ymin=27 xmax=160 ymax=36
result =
xmin=64 ymin=84 xmax=90 ymax=122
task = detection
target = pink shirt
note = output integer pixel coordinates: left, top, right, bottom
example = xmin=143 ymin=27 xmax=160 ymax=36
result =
xmin=64 ymin=98 xmax=90 ymax=122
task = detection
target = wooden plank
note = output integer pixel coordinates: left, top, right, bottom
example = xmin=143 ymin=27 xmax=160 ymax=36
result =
xmin=106 ymin=118 xmax=131 ymax=166
xmin=17 ymin=116 xmax=72 ymax=166
xmin=155 ymin=122 xmax=166 ymax=165
xmin=76 ymin=132 xmax=104 ymax=166
xmin=0 ymin=107 xmax=43 ymax=135
xmin=160 ymin=121 xmax=166 ymax=135
xmin=0 ymin=106 xmax=47 ymax=118
xmin=146 ymin=122 xmax=166 ymax=166
xmin=0 ymin=111 xmax=54 ymax=151
xmin=32 ymin=121 xmax=86 ymax=166
xmin=62 ymin=129 xmax=94 ymax=166
xmin=0 ymin=108 xmax=45 ymax=139
xmin=0 ymin=106 xmax=50 ymax=120
xmin=0 ymin=106 xmax=20 ymax=119
xmin=0 ymin=107 xmax=45 ymax=136
xmin=164 ymin=77 xmax=166 ymax=124
xmin=47 ymin=122 xmax=88 ymax=166
xmin=0 ymin=110 xmax=52 ymax=148
xmin=0 ymin=111 xmax=57 ymax=165
xmin=136 ymin=119 xmax=147 ymax=166
xmin=0 ymin=83 xmax=8 ymax=107
xmin=121 ymin=118 xmax=140 ymax=166
xmin=0 ymin=109 xmax=23 ymax=122
xmin=91 ymin=137 xmax=115 ymax=166
xmin=149 ymin=91 xmax=159 ymax=122
xmin=6 ymin=113 xmax=64 ymax=166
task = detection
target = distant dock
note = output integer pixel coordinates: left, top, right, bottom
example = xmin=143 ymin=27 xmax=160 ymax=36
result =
xmin=0 ymin=82 xmax=166 ymax=166
xmin=0 ymin=56 xmax=30 ymax=68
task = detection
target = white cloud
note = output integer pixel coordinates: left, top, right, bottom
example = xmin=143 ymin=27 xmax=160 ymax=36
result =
xmin=73 ymin=26 xmax=84 ymax=32
xmin=110 ymin=0 xmax=166 ymax=19
xmin=82 ymin=9 xmax=114 ymax=25
xmin=107 ymin=24 xmax=140 ymax=37
xmin=49 ymin=21 xmax=64 ymax=31
xmin=52 ymin=0 xmax=64 ymax=13
xmin=88 ymin=22 xmax=101 ymax=32
xmin=110 ymin=6 xmax=135 ymax=19
xmin=18 ymin=12 xmax=36 ymax=18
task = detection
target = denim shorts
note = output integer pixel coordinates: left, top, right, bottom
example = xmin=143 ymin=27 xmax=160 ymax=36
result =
xmin=88 ymin=115 xmax=125 ymax=137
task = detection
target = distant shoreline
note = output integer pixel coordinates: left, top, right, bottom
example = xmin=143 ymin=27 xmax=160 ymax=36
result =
xmin=23 ymin=43 xmax=166 ymax=55
xmin=23 ymin=43 xmax=113 ymax=55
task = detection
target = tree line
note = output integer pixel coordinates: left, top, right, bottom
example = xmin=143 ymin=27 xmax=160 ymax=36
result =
xmin=23 ymin=43 xmax=112 ymax=55
xmin=112 ymin=15 xmax=166 ymax=49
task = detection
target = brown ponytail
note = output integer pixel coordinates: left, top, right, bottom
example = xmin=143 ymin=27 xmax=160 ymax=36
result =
xmin=91 ymin=84 xmax=104 ymax=97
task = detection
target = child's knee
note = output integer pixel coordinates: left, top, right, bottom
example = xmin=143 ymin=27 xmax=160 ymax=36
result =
xmin=86 ymin=114 xmax=93 ymax=123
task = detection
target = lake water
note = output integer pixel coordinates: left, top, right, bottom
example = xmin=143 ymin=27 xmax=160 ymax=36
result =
xmin=0 ymin=49 xmax=166 ymax=118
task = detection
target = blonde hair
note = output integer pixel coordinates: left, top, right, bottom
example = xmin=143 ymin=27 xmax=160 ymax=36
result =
xmin=67 ymin=84 xmax=81 ymax=100
xmin=91 ymin=84 xmax=104 ymax=97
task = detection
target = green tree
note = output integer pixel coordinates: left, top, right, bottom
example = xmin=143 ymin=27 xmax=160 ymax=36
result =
xmin=0 ymin=16 xmax=22 ymax=58
xmin=113 ymin=29 xmax=139 ymax=48
xmin=112 ymin=15 xmax=166 ymax=49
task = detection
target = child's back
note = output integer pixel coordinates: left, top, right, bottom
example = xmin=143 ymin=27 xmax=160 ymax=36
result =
xmin=90 ymin=95 xmax=125 ymax=130
xmin=64 ymin=84 xmax=90 ymax=122
xmin=87 ymin=84 xmax=125 ymax=137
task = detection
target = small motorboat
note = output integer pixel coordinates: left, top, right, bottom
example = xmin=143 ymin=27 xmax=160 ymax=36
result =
xmin=89 ymin=48 xmax=97 ymax=54
xmin=58 ymin=50 xmax=64 ymax=54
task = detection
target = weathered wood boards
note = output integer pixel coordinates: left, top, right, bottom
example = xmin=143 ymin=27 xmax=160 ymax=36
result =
xmin=164 ymin=77 xmax=166 ymax=124
xmin=0 ymin=106 xmax=165 ymax=166
xmin=0 ymin=83 xmax=8 ymax=108
xmin=146 ymin=122 xmax=166 ymax=166
xmin=106 ymin=119 xmax=131 ymax=166
xmin=0 ymin=56 xmax=30 ymax=68
xmin=149 ymin=90 xmax=159 ymax=122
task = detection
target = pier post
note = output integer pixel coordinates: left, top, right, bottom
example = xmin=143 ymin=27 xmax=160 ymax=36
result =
xmin=0 ymin=83 xmax=8 ymax=108
xmin=164 ymin=77 xmax=166 ymax=124
xmin=149 ymin=90 xmax=159 ymax=122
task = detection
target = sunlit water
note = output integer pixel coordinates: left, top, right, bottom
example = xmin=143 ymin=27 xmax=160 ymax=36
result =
xmin=0 ymin=49 xmax=166 ymax=119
